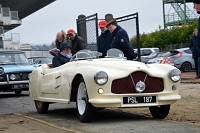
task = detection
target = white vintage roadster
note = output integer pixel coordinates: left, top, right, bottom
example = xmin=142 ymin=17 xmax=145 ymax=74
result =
xmin=29 ymin=49 xmax=181 ymax=122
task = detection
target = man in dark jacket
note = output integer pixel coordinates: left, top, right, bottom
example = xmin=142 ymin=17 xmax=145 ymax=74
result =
xmin=52 ymin=42 xmax=72 ymax=68
xmin=189 ymin=29 xmax=198 ymax=79
xmin=106 ymin=19 xmax=136 ymax=60
xmin=193 ymin=0 xmax=200 ymax=79
xmin=67 ymin=29 xmax=87 ymax=54
xmin=98 ymin=20 xmax=113 ymax=57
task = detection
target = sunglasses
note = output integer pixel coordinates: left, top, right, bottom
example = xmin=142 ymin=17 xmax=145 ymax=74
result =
xmin=68 ymin=34 xmax=73 ymax=37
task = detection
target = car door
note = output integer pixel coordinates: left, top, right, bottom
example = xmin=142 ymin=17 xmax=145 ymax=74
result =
xmin=40 ymin=70 xmax=61 ymax=94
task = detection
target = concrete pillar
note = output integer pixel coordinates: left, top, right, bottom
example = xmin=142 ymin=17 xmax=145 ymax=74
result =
xmin=77 ymin=14 xmax=87 ymax=44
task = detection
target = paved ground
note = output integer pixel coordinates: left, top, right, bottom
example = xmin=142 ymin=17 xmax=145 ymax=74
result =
xmin=0 ymin=71 xmax=198 ymax=133
xmin=181 ymin=71 xmax=200 ymax=83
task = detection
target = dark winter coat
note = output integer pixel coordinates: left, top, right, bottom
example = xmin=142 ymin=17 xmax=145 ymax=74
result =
xmin=111 ymin=26 xmax=136 ymax=60
xmin=98 ymin=30 xmax=113 ymax=57
xmin=52 ymin=53 xmax=71 ymax=68
xmin=189 ymin=36 xmax=199 ymax=59
xmin=198 ymin=17 xmax=200 ymax=57
xmin=71 ymin=35 xmax=87 ymax=54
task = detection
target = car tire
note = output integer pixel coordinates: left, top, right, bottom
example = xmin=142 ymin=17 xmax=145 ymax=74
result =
xmin=149 ymin=105 xmax=170 ymax=119
xmin=181 ymin=62 xmax=192 ymax=72
xmin=76 ymin=78 xmax=95 ymax=123
xmin=15 ymin=90 xmax=22 ymax=95
xmin=34 ymin=100 xmax=49 ymax=114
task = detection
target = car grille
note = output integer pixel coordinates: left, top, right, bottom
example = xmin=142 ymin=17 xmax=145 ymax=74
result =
xmin=111 ymin=71 xmax=164 ymax=94
xmin=8 ymin=73 xmax=30 ymax=81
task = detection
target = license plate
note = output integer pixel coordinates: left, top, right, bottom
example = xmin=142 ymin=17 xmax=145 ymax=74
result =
xmin=123 ymin=96 xmax=156 ymax=104
xmin=12 ymin=84 xmax=29 ymax=89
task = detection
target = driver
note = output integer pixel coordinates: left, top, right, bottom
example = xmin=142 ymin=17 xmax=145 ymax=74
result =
xmin=52 ymin=42 xmax=72 ymax=68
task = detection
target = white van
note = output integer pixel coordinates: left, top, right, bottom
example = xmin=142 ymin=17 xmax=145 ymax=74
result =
xmin=134 ymin=48 xmax=160 ymax=57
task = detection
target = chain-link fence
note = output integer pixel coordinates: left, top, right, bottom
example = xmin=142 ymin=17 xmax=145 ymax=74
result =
xmin=77 ymin=13 xmax=98 ymax=51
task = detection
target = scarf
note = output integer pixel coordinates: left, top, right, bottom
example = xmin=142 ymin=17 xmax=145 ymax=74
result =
xmin=60 ymin=52 xmax=72 ymax=58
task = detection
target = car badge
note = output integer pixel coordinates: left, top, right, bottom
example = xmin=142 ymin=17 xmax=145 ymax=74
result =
xmin=135 ymin=81 xmax=146 ymax=93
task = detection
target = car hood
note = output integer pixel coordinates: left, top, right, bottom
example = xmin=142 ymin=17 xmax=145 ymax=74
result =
xmin=76 ymin=58 xmax=149 ymax=72
xmin=71 ymin=58 xmax=175 ymax=79
xmin=0 ymin=64 xmax=35 ymax=73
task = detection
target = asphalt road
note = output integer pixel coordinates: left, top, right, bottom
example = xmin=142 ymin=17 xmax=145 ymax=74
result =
xmin=0 ymin=84 xmax=200 ymax=133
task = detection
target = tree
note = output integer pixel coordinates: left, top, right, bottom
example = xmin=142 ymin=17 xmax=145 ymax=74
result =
xmin=130 ymin=21 xmax=198 ymax=51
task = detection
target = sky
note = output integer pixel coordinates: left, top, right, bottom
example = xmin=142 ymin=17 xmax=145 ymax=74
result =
xmin=10 ymin=0 xmax=195 ymax=45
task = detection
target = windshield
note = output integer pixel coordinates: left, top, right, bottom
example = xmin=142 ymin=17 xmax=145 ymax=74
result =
xmin=29 ymin=57 xmax=52 ymax=64
xmin=0 ymin=53 xmax=29 ymax=64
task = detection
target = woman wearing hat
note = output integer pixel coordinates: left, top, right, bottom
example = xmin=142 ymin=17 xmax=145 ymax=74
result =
xmin=52 ymin=42 xmax=72 ymax=68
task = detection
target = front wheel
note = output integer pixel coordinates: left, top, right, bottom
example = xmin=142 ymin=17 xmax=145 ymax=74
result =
xmin=76 ymin=78 xmax=95 ymax=123
xmin=34 ymin=100 xmax=49 ymax=114
xmin=149 ymin=105 xmax=170 ymax=119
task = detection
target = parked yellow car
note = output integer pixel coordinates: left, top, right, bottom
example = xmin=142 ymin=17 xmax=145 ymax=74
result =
xmin=29 ymin=49 xmax=181 ymax=122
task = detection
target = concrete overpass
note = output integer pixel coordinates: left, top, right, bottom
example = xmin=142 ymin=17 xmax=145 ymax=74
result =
xmin=0 ymin=0 xmax=56 ymax=49
xmin=0 ymin=0 xmax=56 ymax=19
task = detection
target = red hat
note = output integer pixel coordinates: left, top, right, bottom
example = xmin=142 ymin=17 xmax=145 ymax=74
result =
xmin=67 ymin=29 xmax=75 ymax=35
xmin=98 ymin=20 xmax=107 ymax=28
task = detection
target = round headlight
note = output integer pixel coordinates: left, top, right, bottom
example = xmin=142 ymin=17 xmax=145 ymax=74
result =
xmin=168 ymin=69 xmax=181 ymax=82
xmin=0 ymin=67 xmax=4 ymax=75
xmin=28 ymin=73 xmax=31 ymax=79
xmin=10 ymin=74 xmax=16 ymax=80
xmin=94 ymin=71 xmax=108 ymax=85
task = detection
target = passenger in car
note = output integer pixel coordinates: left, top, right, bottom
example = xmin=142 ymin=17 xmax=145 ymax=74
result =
xmin=52 ymin=42 xmax=72 ymax=68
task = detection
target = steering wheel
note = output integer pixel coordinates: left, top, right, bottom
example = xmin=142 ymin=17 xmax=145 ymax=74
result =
xmin=69 ymin=52 xmax=93 ymax=62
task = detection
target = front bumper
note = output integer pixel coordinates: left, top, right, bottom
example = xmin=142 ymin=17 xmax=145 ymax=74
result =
xmin=0 ymin=80 xmax=29 ymax=91
xmin=89 ymin=93 xmax=181 ymax=108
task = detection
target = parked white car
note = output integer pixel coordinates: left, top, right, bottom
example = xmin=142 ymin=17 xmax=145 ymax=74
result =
xmin=134 ymin=48 xmax=160 ymax=58
xmin=29 ymin=49 xmax=181 ymax=122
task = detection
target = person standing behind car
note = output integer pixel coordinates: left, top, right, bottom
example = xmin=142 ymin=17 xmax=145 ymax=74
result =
xmin=189 ymin=29 xmax=199 ymax=79
xmin=98 ymin=20 xmax=113 ymax=57
xmin=50 ymin=30 xmax=67 ymax=56
xmin=55 ymin=30 xmax=67 ymax=49
xmin=193 ymin=0 xmax=200 ymax=79
xmin=106 ymin=19 xmax=136 ymax=60
xmin=52 ymin=42 xmax=72 ymax=68
xmin=67 ymin=29 xmax=87 ymax=54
